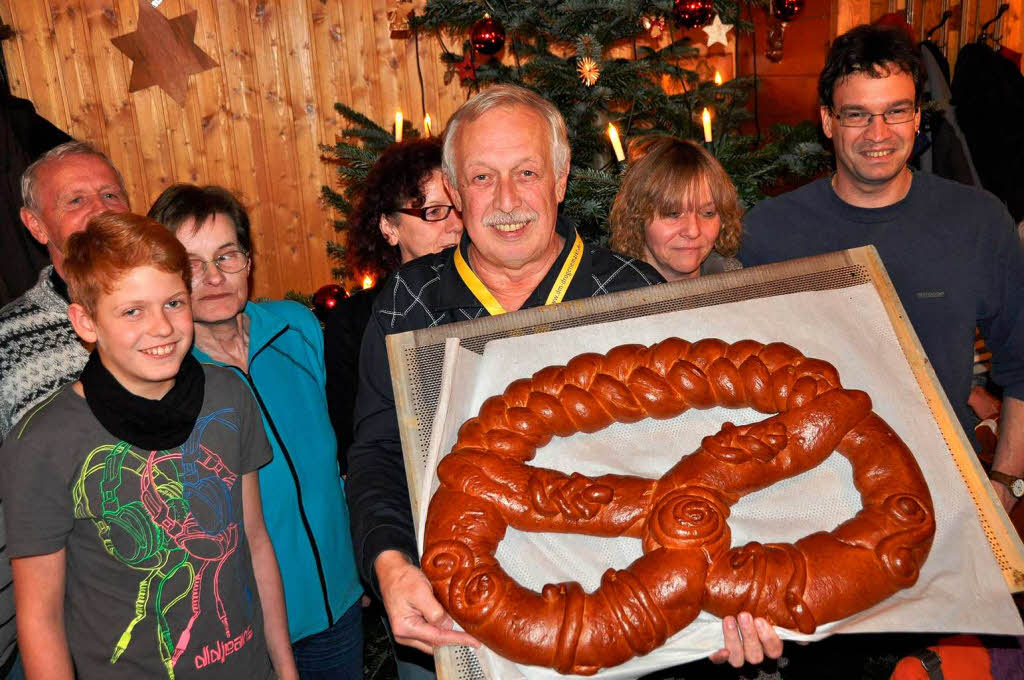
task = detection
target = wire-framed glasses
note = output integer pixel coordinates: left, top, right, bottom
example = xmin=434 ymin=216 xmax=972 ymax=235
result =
xmin=394 ymin=205 xmax=457 ymax=222
xmin=831 ymin=106 xmax=917 ymax=128
xmin=189 ymin=250 xmax=249 ymax=278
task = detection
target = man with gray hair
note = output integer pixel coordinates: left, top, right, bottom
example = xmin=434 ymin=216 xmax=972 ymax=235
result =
xmin=345 ymin=85 xmax=663 ymax=672
xmin=348 ymin=86 xmax=784 ymax=675
xmin=0 ymin=140 xmax=128 ymax=678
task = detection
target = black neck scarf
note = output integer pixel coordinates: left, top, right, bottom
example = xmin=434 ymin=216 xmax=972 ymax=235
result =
xmin=80 ymin=350 xmax=206 ymax=450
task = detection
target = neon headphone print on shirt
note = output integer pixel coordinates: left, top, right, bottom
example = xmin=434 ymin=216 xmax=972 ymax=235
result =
xmin=73 ymin=408 xmax=253 ymax=679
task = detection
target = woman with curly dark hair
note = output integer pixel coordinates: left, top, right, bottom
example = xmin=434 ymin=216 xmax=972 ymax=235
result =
xmin=325 ymin=138 xmax=462 ymax=476
xmin=343 ymin=137 xmax=463 ymax=279
xmin=609 ymin=135 xmax=742 ymax=281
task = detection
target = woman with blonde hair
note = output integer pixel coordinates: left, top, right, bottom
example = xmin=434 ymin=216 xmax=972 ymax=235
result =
xmin=610 ymin=135 xmax=742 ymax=280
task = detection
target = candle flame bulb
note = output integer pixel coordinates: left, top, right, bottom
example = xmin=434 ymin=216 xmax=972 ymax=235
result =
xmin=362 ymin=274 xmax=374 ymax=290
xmin=607 ymin=123 xmax=625 ymax=162
xmin=702 ymin=108 xmax=712 ymax=144
xmin=424 ymin=113 xmax=432 ymax=137
xmin=395 ymin=110 xmax=403 ymax=142
xmin=714 ymin=70 xmax=723 ymax=86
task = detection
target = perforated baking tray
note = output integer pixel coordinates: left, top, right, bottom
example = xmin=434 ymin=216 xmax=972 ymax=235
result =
xmin=386 ymin=246 xmax=1024 ymax=679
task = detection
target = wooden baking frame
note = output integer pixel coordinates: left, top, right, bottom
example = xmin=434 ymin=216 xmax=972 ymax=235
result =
xmin=385 ymin=246 xmax=1024 ymax=678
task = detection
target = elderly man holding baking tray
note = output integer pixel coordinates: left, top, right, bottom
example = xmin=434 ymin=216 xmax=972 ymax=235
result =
xmin=345 ymin=84 xmax=785 ymax=677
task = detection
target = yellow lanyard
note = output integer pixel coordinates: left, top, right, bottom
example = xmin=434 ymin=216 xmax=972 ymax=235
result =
xmin=453 ymin=232 xmax=584 ymax=316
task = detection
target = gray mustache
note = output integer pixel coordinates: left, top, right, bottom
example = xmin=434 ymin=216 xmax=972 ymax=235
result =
xmin=483 ymin=209 xmax=538 ymax=227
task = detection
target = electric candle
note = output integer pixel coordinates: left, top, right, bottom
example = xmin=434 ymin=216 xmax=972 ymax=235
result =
xmin=607 ymin=123 xmax=625 ymax=162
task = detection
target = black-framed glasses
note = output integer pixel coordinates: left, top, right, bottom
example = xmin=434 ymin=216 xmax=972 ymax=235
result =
xmin=831 ymin=106 xmax=917 ymax=128
xmin=394 ymin=205 xmax=457 ymax=222
xmin=189 ymin=250 xmax=249 ymax=278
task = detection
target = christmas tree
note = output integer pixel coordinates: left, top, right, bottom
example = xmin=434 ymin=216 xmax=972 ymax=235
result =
xmin=321 ymin=0 xmax=828 ymax=283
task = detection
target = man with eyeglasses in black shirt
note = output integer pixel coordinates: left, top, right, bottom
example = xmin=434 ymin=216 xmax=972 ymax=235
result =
xmin=740 ymin=25 xmax=1024 ymax=520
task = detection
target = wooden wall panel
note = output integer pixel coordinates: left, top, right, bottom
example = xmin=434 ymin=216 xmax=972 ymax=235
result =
xmin=0 ymin=0 xmax=468 ymax=298
xmin=736 ymin=0 xmax=834 ymax=128
xmin=2 ymin=0 xmax=1015 ymax=297
xmin=82 ymin=1 xmax=149 ymax=205
xmin=8 ymin=2 xmax=68 ymax=131
xmin=833 ymin=0 xmax=872 ymax=34
xmin=279 ymin=0 xmax=327 ymax=291
xmin=49 ymin=2 xmax=104 ymax=143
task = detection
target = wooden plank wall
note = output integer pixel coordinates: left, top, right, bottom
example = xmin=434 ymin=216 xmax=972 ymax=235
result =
xmin=0 ymin=0 xmax=466 ymax=298
xmin=736 ymin=0 xmax=834 ymax=128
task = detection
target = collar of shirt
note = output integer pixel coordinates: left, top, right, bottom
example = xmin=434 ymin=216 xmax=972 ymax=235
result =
xmin=48 ymin=265 xmax=71 ymax=303
xmin=435 ymin=214 xmax=591 ymax=315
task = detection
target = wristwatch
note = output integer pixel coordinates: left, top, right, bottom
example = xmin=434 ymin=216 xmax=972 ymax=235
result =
xmin=988 ymin=470 xmax=1024 ymax=498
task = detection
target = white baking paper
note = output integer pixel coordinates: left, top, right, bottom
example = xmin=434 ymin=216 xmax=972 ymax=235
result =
xmin=417 ymin=284 xmax=1023 ymax=680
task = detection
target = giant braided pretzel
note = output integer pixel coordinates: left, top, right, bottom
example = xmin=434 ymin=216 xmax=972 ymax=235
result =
xmin=422 ymin=338 xmax=935 ymax=675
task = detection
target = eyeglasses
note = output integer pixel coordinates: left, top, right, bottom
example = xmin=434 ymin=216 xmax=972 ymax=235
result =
xmin=189 ymin=250 xmax=249 ymax=278
xmin=831 ymin=106 xmax=917 ymax=128
xmin=394 ymin=205 xmax=457 ymax=222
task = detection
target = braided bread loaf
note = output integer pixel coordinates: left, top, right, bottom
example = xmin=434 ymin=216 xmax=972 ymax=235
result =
xmin=422 ymin=338 xmax=934 ymax=675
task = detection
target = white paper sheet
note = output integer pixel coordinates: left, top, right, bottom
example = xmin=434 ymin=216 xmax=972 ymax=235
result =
xmin=417 ymin=284 xmax=1023 ymax=680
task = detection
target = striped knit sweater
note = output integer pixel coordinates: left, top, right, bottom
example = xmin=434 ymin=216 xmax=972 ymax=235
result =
xmin=0 ymin=266 xmax=87 ymax=669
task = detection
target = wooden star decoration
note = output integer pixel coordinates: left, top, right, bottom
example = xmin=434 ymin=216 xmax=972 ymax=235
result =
xmin=702 ymin=14 xmax=733 ymax=48
xmin=111 ymin=1 xmax=218 ymax=106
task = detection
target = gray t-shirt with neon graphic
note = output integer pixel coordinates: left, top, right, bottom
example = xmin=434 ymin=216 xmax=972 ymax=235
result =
xmin=1 ymin=365 xmax=274 ymax=680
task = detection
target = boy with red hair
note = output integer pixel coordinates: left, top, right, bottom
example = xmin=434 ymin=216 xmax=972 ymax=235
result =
xmin=1 ymin=212 xmax=298 ymax=680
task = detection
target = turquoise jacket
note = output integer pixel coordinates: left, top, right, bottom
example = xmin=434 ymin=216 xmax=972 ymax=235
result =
xmin=193 ymin=300 xmax=362 ymax=642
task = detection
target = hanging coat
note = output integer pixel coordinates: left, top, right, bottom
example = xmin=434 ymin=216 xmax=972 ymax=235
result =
xmin=0 ymin=95 xmax=71 ymax=305
xmin=951 ymin=43 xmax=1024 ymax=221
xmin=917 ymin=44 xmax=980 ymax=187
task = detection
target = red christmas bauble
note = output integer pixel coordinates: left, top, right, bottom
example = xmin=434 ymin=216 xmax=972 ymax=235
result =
xmin=470 ymin=14 xmax=505 ymax=56
xmin=673 ymin=0 xmax=714 ymax=28
xmin=771 ymin=0 xmax=805 ymax=22
xmin=312 ymin=284 xmax=346 ymax=321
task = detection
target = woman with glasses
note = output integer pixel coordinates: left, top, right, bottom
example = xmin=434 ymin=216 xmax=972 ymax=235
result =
xmin=148 ymin=184 xmax=365 ymax=680
xmin=609 ymin=135 xmax=742 ymax=282
xmin=324 ymin=138 xmax=462 ymax=475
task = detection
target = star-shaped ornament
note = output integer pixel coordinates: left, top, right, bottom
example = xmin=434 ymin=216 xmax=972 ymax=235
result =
xmin=702 ymin=14 xmax=733 ymax=48
xmin=111 ymin=1 xmax=218 ymax=106
xmin=577 ymin=57 xmax=600 ymax=87
xmin=455 ymin=52 xmax=477 ymax=82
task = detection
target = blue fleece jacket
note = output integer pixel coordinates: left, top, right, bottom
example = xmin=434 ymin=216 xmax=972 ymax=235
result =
xmin=193 ymin=300 xmax=362 ymax=642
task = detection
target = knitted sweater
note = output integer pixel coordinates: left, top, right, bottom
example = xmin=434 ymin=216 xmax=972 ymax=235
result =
xmin=0 ymin=265 xmax=86 ymax=668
